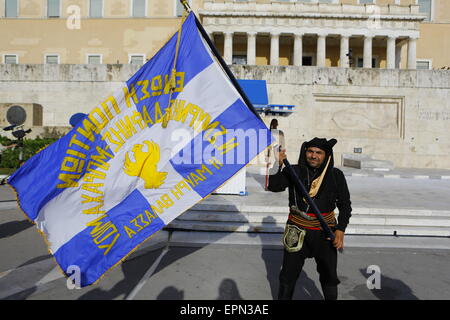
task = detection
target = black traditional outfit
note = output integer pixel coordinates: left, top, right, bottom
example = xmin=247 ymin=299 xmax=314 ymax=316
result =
xmin=268 ymin=137 xmax=352 ymax=300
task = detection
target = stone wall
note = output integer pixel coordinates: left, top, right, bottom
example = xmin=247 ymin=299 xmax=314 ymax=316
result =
xmin=0 ymin=64 xmax=449 ymax=168
xmin=230 ymin=65 xmax=450 ymax=169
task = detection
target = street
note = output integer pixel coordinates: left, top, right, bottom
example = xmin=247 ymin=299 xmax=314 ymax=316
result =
xmin=1 ymin=175 xmax=450 ymax=300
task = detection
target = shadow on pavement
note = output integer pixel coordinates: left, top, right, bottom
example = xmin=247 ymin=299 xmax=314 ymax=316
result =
xmin=253 ymin=215 xmax=326 ymax=300
xmin=253 ymin=215 xmax=324 ymax=300
xmin=157 ymin=286 xmax=185 ymax=300
xmin=154 ymin=278 xmax=244 ymax=300
xmin=348 ymin=268 xmax=419 ymax=300
xmin=5 ymin=174 xmax=295 ymax=300
xmin=77 ymin=197 xmax=249 ymax=300
xmin=77 ymin=248 xmax=166 ymax=300
xmin=1 ymin=255 xmax=53 ymax=300
xmin=216 ymin=278 xmax=243 ymax=300
xmin=294 ymin=271 xmax=324 ymax=300
xmin=0 ymin=220 xmax=34 ymax=239
xmin=253 ymin=216 xmax=283 ymax=299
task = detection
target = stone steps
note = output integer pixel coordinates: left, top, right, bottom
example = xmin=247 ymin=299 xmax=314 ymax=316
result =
xmin=350 ymin=208 xmax=450 ymax=217
xmin=177 ymin=209 xmax=450 ymax=222
xmin=166 ymin=220 xmax=450 ymax=237
xmin=349 ymin=214 xmax=450 ymax=227
xmin=342 ymin=153 xmax=394 ymax=170
xmin=345 ymin=225 xmax=450 ymax=237
xmin=191 ymin=202 xmax=450 ymax=217
xmin=166 ymin=204 xmax=450 ymax=237
xmin=166 ymin=220 xmax=284 ymax=233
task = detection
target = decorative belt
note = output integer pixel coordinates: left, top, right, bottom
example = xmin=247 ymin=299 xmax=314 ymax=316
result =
xmin=288 ymin=207 xmax=336 ymax=230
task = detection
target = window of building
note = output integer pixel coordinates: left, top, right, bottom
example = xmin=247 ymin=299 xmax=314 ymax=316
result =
xmin=358 ymin=0 xmax=375 ymax=4
xmin=303 ymin=56 xmax=313 ymax=66
xmin=45 ymin=55 xmax=60 ymax=64
xmin=4 ymin=54 xmax=18 ymax=64
xmin=357 ymin=57 xmax=377 ymax=68
xmin=90 ymin=0 xmax=103 ymax=18
xmin=417 ymin=0 xmax=432 ymax=21
xmin=5 ymin=0 xmax=18 ymax=18
xmin=132 ymin=0 xmax=146 ymax=17
xmin=47 ymin=0 xmax=60 ymax=18
xmin=232 ymin=55 xmax=247 ymax=65
xmin=294 ymin=0 xmax=338 ymax=2
xmin=129 ymin=54 xmax=145 ymax=65
xmin=87 ymin=55 xmax=102 ymax=64
xmin=416 ymin=60 xmax=432 ymax=70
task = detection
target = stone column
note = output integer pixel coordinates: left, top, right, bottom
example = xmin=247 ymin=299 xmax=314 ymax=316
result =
xmin=316 ymin=33 xmax=327 ymax=67
xmin=293 ymin=33 xmax=303 ymax=67
xmin=270 ymin=32 xmax=280 ymax=66
xmin=340 ymin=35 xmax=350 ymax=68
xmin=407 ymin=37 xmax=417 ymax=69
xmin=247 ymin=32 xmax=257 ymax=65
xmin=386 ymin=36 xmax=396 ymax=69
xmin=224 ymin=31 xmax=233 ymax=65
xmin=395 ymin=44 xmax=402 ymax=69
xmin=363 ymin=35 xmax=373 ymax=68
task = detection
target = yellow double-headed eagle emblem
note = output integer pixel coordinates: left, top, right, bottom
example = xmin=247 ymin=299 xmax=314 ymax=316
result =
xmin=123 ymin=140 xmax=168 ymax=189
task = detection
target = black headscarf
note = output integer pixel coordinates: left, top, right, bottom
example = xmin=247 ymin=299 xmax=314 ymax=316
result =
xmin=298 ymin=137 xmax=337 ymax=172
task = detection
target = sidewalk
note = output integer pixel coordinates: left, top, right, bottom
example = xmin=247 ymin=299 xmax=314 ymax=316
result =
xmin=340 ymin=166 xmax=450 ymax=180
xmin=0 ymin=166 xmax=450 ymax=248
xmin=1 ymin=167 xmax=450 ymax=300
xmin=165 ymin=165 xmax=450 ymax=238
xmin=234 ymin=165 xmax=450 ymax=212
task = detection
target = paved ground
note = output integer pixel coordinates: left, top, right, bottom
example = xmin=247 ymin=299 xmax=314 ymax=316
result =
xmin=243 ymin=166 xmax=450 ymax=211
xmin=2 ymin=241 xmax=449 ymax=300
xmin=1 ymin=166 xmax=450 ymax=300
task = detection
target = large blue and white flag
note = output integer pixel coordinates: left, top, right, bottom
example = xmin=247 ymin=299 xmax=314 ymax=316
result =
xmin=8 ymin=12 xmax=272 ymax=287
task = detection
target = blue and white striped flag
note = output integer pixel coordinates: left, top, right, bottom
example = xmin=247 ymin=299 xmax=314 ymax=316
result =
xmin=8 ymin=12 xmax=272 ymax=287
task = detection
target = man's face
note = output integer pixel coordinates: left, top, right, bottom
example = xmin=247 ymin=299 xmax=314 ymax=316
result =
xmin=306 ymin=147 xmax=326 ymax=168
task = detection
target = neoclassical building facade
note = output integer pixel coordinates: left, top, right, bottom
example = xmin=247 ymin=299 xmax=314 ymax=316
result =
xmin=0 ymin=0 xmax=449 ymax=70
xmin=1 ymin=0 xmax=450 ymax=168
xmin=201 ymin=1 xmax=423 ymax=69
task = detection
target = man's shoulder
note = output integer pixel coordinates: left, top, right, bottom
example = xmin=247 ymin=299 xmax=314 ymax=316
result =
xmin=331 ymin=167 xmax=346 ymax=179
xmin=332 ymin=167 xmax=344 ymax=174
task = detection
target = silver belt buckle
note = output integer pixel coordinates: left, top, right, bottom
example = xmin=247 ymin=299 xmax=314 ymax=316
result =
xmin=283 ymin=224 xmax=306 ymax=253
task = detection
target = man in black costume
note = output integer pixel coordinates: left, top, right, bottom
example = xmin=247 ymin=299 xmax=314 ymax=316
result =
xmin=268 ymin=137 xmax=352 ymax=300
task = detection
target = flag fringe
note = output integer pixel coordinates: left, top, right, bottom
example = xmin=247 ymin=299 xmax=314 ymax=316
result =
xmin=8 ymin=179 xmax=170 ymax=288
xmin=6 ymin=182 xmax=70 ymax=283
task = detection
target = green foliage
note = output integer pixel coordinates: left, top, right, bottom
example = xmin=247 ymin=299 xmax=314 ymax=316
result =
xmin=0 ymin=136 xmax=59 ymax=169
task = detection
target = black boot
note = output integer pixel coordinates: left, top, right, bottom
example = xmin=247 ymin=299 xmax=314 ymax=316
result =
xmin=277 ymin=283 xmax=295 ymax=300
xmin=321 ymin=285 xmax=338 ymax=300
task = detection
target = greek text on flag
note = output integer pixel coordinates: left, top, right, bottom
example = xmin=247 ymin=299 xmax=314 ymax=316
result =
xmin=8 ymin=12 xmax=273 ymax=287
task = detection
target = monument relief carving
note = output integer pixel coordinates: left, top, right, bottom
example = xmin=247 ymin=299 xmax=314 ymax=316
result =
xmin=313 ymin=94 xmax=405 ymax=139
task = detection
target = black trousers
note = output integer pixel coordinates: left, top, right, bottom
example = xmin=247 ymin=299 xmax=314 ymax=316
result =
xmin=279 ymin=227 xmax=340 ymax=291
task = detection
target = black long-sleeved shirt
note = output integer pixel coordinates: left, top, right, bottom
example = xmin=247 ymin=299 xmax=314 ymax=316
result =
xmin=268 ymin=164 xmax=352 ymax=232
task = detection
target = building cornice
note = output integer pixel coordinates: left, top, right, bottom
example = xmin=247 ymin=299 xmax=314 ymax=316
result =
xmin=200 ymin=2 xmax=426 ymax=22
xmin=199 ymin=11 xmax=426 ymax=22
